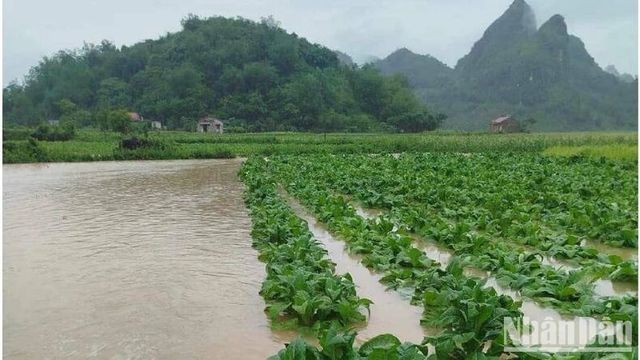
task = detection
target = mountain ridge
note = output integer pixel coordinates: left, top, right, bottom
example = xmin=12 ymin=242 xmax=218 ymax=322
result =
xmin=374 ymin=0 xmax=637 ymax=131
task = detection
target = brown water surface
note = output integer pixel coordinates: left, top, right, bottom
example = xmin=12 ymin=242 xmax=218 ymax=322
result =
xmin=3 ymin=159 xmax=291 ymax=359
xmin=284 ymin=195 xmax=427 ymax=344
xmin=582 ymin=240 xmax=638 ymax=261
xmin=353 ymin=204 xmax=637 ymax=298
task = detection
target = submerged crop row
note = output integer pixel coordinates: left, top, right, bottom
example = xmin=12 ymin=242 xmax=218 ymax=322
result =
xmin=269 ymin=155 xmax=637 ymax=319
xmin=241 ymin=158 xmax=432 ymax=359
xmin=244 ymin=158 xmax=527 ymax=358
xmin=275 ymin=153 xmax=638 ymax=279
xmin=240 ymin=154 xmax=638 ymax=358
xmin=239 ymin=158 xmax=371 ymax=333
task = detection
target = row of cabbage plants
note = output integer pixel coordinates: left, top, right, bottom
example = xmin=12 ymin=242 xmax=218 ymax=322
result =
xmin=274 ymin=153 xmax=637 ymax=282
xmin=267 ymin=155 xmax=637 ymax=340
xmin=240 ymin=158 xmax=371 ymax=333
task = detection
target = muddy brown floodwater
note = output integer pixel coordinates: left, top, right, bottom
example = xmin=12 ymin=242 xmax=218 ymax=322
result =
xmin=283 ymin=194 xmax=428 ymax=345
xmin=351 ymin=203 xmax=637 ymax=349
xmin=3 ymin=159 xmax=294 ymax=359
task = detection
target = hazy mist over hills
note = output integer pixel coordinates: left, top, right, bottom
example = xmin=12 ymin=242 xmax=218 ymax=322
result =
xmin=374 ymin=0 xmax=637 ymax=131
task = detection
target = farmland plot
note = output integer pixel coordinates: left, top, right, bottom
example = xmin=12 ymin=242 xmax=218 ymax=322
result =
xmin=240 ymin=153 xmax=638 ymax=359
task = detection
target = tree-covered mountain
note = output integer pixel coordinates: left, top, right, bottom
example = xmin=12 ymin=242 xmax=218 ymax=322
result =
xmin=3 ymin=16 xmax=441 ymax=132
xmin=375 ymin=48 xmax=453 ymax=90
xmin=605 ymin=65 xmax=636 ymax=83
xmin=334 ymin=50 xmax=354 ymax=67
xmin=374 ymin=0 xmax=637 ymax=131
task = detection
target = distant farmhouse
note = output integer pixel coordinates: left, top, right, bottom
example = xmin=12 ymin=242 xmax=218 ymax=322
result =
xmin=128 ymin=112 xmax=143 ymax=122
xmin=129 ymin=112 xmax=163 ymax=130
xmin=197 ymin=115 xmax=224 ymax=134
xmin=490 ymin=115 xmax=520 ymax=133
xmin=48 ymin=119 xmax=60 ymax=126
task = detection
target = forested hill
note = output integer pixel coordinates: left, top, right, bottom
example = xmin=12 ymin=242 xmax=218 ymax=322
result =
xmin=3 ymin=16 xmax=440 ymax=133
xmin=374 ymin=0 xmax=638 ymax=131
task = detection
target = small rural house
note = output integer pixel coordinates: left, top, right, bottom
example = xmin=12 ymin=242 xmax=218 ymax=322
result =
xmin=128 ymin=112 xmax=162 ymax=129
xmin=128 ymin=112 xmax=144 ymax=122
xmin=197 ymin=115 xmax=224 ymax=134
xmin=48 ymin=119 xmax=60 ymax=126
xmin=490 ymin=115 xmax=520 ymax=133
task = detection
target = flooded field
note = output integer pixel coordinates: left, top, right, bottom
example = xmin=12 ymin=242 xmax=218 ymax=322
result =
xmin=4 ymin=156 xmax=637 ymax=358
xmin=3 ymin=159 xmax=290 ymax=359
xmin=284 ymin=195 xmax=427 ymax=344
xmin=349 ymin=201 xmax=638 ymax=347
xmin=352 ymin=203 xmax=637 ymax=298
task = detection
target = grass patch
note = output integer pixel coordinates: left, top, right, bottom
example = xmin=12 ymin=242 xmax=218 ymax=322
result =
xmin=3 ymin=129 xmax=638 ymax=163
xmin=543 ymin=144 xmax=637 ymax=161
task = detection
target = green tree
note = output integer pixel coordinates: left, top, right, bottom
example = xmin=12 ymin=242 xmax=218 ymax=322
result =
xmin=97 ymin=78 xmax=130 ymax=109
xmin=2 ymin=15 xmax=440 ymax=133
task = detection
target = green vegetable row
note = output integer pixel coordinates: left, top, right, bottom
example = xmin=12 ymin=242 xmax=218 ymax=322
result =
xmin=277 ymin=153 xmax=638 ymax=281
xmin=269 ymin=161 xmax=637 ymax=358
xmin=243 ymin=156 xmax=637 ymax=358
xmin=240 ymin=158 xmax=371 ymax=333
xmin=269 ymin=327 xmax=429 ymax=360
xmin=255 ymin=162 xmax=527 ymax=358
xmin=267 ymin=155 xmax=637 ymax=327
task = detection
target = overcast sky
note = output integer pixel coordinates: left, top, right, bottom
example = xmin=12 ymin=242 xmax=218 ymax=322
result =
xmin=3 ymin=0 xmax=638 ymax=86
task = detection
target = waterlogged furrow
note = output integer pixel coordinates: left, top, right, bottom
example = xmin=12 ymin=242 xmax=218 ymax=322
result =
xmin=270 ymin=177 xmax=526 ymax=357
xmin=388 ymin=223 xmax=635 ymax=324
xmin=307 ymin=153 xmax=637 ymax=275
xmin=289 ymin=197 xmax=636 ymax=356
xmin=283 ymin=153 xmax=638 ymax=282
xmin=239 ymin=159 xmax=371 ymax=333
xmin=277 ymin=175 xmax=640 ymax=357
xmin=283 ymin=192 xmax=427 ymax=344
xmin=243 ymin=159 xmax=430 ymax=359
xmin=257 ymin=156 xmax=638 ymax=358
xmin=397 ymin=201 xmax=636 ymax=291
xmin=356 ymin=202 xmax=637 ymax=299
xmin=355 ymin=198 xmax=637 ymax=300
xmin=269 ymin=156 xmax=637 ymax=324
xmin=357 ymin=203 xmax=578 ymax=271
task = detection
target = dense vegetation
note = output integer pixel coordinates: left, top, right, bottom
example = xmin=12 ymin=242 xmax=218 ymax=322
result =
xmin=240 ymin=159 xmax=371 ymax=333
xmin=374 ymin=0 xmax=638 ymax=131
xmin=3 ymin=16 xmax=440 ymax=133
xmin=242 ymin=152 xmax=637 ymax=358
xmin=270 ymin=331 xmax=428 ymax=360
xmin=269 ymin=154 xmax=637 ymax=315
xmin=3 ymin=129 xmax=636 ymax=163
xmin=243 ymin=157 xmax=525 ymax=358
